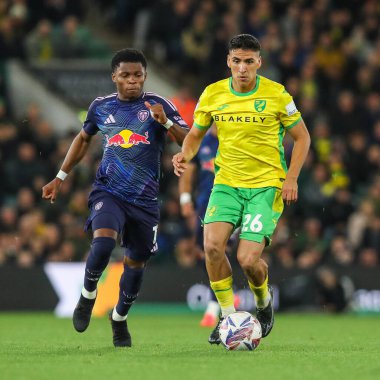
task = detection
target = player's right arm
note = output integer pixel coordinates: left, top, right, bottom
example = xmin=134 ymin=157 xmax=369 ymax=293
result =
xmin=172 ymin=126 xmax=207 ymax=177
xmin=42 ymin=129 xmax=94 ymax=203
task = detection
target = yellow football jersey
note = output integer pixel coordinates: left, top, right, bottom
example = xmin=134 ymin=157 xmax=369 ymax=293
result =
xmin=193 ymin=76 xmax=302 ymax=188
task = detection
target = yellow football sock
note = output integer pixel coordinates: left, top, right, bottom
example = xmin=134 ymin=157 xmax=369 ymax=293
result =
xmin=210 ymin=275 xmax=235 ymax=317
xmin=249 ymin=276 xmax=270 ymax=308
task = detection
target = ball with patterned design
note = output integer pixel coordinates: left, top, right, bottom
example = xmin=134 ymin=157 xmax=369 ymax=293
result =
xmin=219 ymin=311 xmax=262 ymax=351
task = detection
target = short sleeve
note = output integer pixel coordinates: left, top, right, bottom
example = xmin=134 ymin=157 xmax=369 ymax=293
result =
xmin=83 ymin=100 xmax=100 ymax=135
xmin=161 ymin=98 xmax=189 ymax=130
xmin=193 ymin=87 xmax=212 ymax=131
xmin=278 ymin=89 xmax=302 ymax=129
xmin=151 ymin=95 xmax=189 ymax=130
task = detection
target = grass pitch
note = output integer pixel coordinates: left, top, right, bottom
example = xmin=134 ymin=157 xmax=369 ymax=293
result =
xmin=0 ymin=306 xmax=379 ymax=380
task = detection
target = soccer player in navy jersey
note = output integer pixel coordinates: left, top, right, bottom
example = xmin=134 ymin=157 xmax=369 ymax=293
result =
xmin=42 ymin=48 xmax=189 ymax=347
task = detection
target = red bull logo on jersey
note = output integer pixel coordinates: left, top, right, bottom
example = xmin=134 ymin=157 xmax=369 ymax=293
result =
xmin=105 ymin=130 xmax=150 ymax=149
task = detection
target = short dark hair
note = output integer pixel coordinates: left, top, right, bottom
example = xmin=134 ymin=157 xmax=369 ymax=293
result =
xmin=111 ymin=48 xmax=147 ymax=72
xmin=228 ymin=34 xmax=261 ymax=53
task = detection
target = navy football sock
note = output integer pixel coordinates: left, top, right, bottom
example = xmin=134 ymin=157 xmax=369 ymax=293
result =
xmin=83 ymin=237 xmax=116 ymax=292
xmin=115 ymin=264 xmax=145 ymax=316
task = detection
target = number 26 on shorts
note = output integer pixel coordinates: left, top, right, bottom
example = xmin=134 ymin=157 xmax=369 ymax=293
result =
xmin=242 ymin=214 xmax=263 ymax=232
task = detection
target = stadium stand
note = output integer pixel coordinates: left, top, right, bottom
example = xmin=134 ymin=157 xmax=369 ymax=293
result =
xmin=0 ymin=0 xmax=379 ymax=287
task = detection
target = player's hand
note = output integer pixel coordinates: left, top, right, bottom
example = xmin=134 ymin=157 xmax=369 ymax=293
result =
xmin=172 ymin=152 xmax=188 ymax=176
xmin=144 ymin=101 xmax=168 ymax=125
xmin=42 ymin=178 xmax=63 ymax=204
xmin=281 ymin=176 xmax=298 ymax=205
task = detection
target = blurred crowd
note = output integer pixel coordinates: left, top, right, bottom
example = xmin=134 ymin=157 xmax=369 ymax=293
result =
xmin=0 ymin=0 xmax=379 ymax=272
xmin=0 ymin=0 xmax=110 ymax=62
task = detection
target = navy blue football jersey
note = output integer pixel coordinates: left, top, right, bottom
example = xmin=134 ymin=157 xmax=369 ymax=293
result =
xmin=83 ymin=91 xmax=188 ymax=208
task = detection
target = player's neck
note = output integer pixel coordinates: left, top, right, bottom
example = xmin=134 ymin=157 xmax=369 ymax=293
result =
xmin=117 ymin=92 xmax=144 ymax=102
xmin=231 ymin=77 xmax=257 ymax=94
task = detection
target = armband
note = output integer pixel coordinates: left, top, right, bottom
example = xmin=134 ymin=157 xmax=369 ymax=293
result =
xmin=56 ymin=170 xmax=68 ymax=181
xmin=180 ymin=192 xmax=192 ymax=205
xmin=162 ymin=119 xmax=174 ymax=130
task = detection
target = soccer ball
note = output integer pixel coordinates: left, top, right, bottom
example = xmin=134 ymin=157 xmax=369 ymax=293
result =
xmin=219 ymin=311 xmax=262 ymax=351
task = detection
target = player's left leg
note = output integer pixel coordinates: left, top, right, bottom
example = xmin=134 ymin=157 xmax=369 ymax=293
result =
xmin=237 ymin=187 xmax=284 ymax=338
xmin=237 ymin=239 xmax=274 ymax=337
xmin=109 ymin=256 xmax=145 ymax=347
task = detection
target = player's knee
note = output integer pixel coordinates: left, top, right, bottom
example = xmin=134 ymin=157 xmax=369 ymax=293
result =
xmin=204 ymin=239 xmax=225 ymax=262
xmin=237 ymin=250 xmax=263 ymax=272
xmin=123 ymin=256 xmax=146 ymax=269
xmin=90 ymin=237 xmax=116 ymax=260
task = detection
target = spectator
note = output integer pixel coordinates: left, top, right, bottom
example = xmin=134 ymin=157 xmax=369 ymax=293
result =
xmin=316 ymin=267 xmax=349 ymax=313
xmin=24 ymin=19 xmax=54 ymax=62
xmin=53 ymin=15 xmax=90 ymax=58
xmin=181 ymin=11 xmax=211 ymax=75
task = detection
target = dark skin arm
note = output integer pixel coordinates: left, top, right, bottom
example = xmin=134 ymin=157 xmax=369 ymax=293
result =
xmin=144 ymin=101 xmax=188 ymax=146
xmin=42 ymin=129 xmax=93 ymax=203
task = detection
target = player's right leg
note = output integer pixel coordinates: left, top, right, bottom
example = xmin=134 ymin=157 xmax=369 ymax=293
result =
xmin=203 ymin=185 xmax=242 ymax=344
xmin=204 ymin=221 xmax=235 ymax=344
xmin=109 ymin=256 xmax=145 ymax=347
xmin=73 ymin=228 xmax=117 ymax=332
xmin=73 ymin=191 xmax=124 ymax=333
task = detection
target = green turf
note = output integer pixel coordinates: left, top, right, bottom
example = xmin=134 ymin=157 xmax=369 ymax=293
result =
xmin=0 ymin=307 xmax=379 ymax=380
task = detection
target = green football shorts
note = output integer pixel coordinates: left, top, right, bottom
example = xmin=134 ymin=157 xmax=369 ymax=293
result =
xmin=204 ymin=184 xmax=284 ymax=246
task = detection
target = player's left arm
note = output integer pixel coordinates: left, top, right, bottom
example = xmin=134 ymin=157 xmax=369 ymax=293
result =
xmin=282 ymin=119 xmax=311 ymax=205
xmin=144 ymin=101 xmax=189 ymax=145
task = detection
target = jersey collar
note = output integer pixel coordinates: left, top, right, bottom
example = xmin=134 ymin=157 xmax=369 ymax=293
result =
xmin=116 ymin=91 xmax=145 ymax=104
xmin=229 ymin=75 xmax=260 ymax=96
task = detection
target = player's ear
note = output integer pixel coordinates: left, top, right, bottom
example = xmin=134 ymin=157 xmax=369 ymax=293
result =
xmin=111 ymin=72 xmax=116 ymax=83
xmin=257 ymin=56 xmax=262 ymax=69
xmin=227 ymin=54 xmax=231 ymax=69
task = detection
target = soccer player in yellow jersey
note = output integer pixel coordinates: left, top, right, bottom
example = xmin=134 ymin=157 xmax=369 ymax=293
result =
xmin=173 ymin=34 xmax=310 ymax=344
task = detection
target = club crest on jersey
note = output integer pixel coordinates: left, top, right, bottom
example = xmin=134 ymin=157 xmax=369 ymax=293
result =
xmin=254 ymin=100 xmax=266 ymax=112
xmin=207 ymin=206 xmax=217 ymax=217
xmin=138 ymin=110 xmax=149 ymax=122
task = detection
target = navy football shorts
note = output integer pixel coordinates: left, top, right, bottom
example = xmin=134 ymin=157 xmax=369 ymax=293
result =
xmin=85 ymin=190 xmax=159 ymax=261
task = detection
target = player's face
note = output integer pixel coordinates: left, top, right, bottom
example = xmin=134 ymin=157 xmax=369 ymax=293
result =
xmin=227 ymin=49 xmax=261 ymax=92
xmin=112 ymin=62 xmax=147 ymax=101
